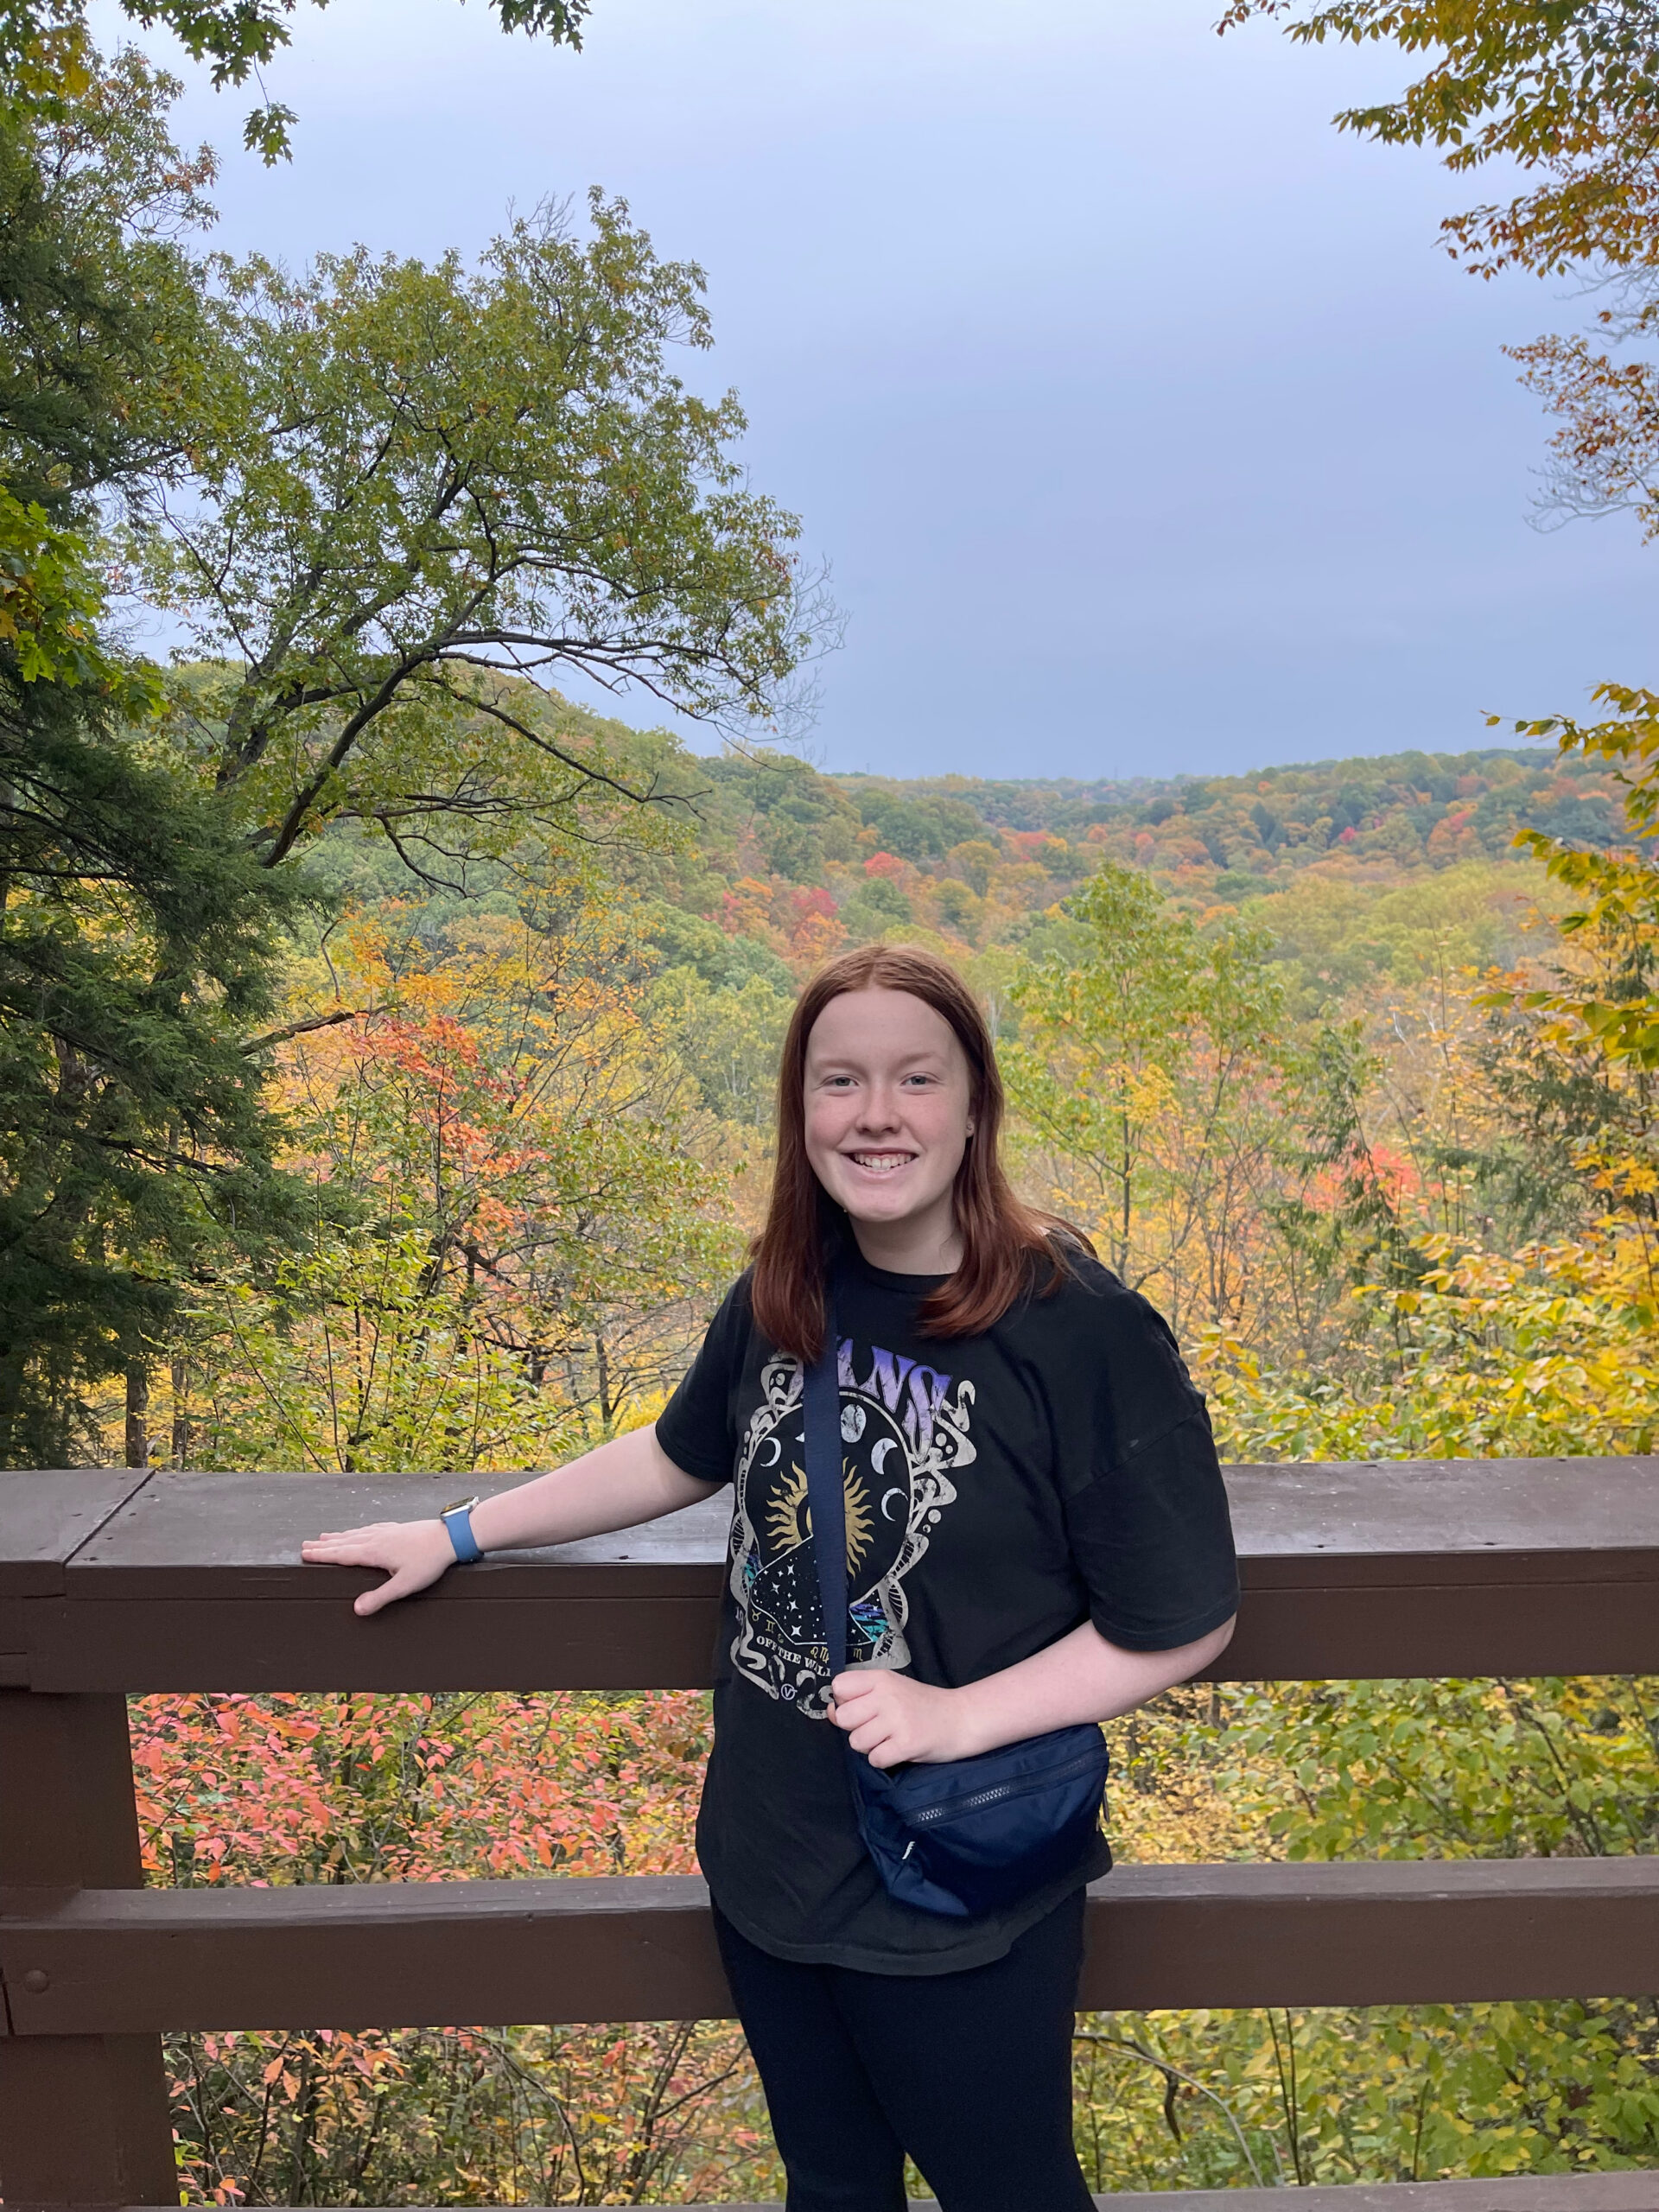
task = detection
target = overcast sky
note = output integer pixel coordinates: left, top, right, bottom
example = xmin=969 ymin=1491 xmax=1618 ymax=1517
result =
xmin=107 ymin=0 xmax=1656 ymax=781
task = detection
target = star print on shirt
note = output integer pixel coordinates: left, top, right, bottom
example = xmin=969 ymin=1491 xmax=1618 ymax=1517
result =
xmin=726 ymin=1336 xmax=977 ymax=1716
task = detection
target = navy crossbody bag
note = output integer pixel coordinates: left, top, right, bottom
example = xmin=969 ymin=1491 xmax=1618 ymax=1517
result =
xmin=803 ymin=1319 xmax=1109 ymax=1920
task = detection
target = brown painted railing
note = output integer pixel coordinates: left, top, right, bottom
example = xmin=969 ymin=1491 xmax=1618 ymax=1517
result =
xmin=3 ymin=1459 xmax=1659 ymax=2208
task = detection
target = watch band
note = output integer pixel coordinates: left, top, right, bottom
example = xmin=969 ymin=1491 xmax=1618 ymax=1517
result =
xmin=440 ymin=1495 xmax=483 ymax=1565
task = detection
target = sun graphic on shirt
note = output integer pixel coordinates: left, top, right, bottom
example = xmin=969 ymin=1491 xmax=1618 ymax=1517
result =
xmin=767 ymin=1459 xmax=874 ymax=1573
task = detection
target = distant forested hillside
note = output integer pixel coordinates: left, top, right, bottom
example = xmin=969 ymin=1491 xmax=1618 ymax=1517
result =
xmin=302 ymin=706 xmax=1621 ymax=1039
xmin=592 ymin=733 xmax=1616 ymax=1001
xmin=725 ymin=743 xmax=1618 ymax=899
xmin=841 ymin=745 xmax=1621 ymax=864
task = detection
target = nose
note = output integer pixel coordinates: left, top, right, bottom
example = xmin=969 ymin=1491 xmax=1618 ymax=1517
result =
xmin=855 ymin=1082 xmax=902 ymax=1133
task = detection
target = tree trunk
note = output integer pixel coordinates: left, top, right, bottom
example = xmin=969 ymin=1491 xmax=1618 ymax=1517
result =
xmin=170 ymin=1357 xmax=188 ymax=1468
xmin=595 ymin=1333 xmax=613 ymax=1428
xmin=124 ymin=1361 xmax=149 ymax=1470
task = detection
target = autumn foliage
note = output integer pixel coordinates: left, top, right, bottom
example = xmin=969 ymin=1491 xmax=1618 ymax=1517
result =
xmin=131 ymin=1688 xmax=783 ymax=2202
xmin=116 ymin=715 xmax=1659 ymax=2196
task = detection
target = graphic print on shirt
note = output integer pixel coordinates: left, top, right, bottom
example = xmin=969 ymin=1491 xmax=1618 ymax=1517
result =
xmin=728 ymin=1338 xmax=976 ymax=1717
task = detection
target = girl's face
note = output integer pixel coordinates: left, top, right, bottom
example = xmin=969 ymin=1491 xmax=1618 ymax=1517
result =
xmin=802 ymin=987 xmax=975 ymax=1262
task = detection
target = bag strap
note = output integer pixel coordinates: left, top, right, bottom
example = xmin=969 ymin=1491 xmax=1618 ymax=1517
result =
xmin=802 ymin=1306 xmax=848 ymax=1681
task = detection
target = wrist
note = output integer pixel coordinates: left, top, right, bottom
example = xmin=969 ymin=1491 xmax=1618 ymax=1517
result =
xmin=438 ymin=1496 xmax=483 ymax=1564
xmin=942 ymin=1681 xmax=997 ymax=1760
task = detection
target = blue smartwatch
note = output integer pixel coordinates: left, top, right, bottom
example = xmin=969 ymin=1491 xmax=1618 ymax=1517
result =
xmin=440 ymin=1494 xmax=483 ymax=1564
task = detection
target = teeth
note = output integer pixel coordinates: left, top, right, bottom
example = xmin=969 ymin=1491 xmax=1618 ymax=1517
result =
xmin=851 ymin=1154 xmax=912 ymax=1172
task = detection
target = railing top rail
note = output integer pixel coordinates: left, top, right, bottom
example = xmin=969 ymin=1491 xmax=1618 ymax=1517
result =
xmin=0 ymin=1469 xmax=149 ymax=1591
xmin=3 ymin=1458 xmax=1657 ymax=1692
xmin=8 ymin=1455 xmax=1659 ymax=1575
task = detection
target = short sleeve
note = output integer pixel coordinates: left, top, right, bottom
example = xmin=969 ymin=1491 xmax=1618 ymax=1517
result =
xmin=654 ymin=1273 xmax=753 ymax=1488
xmin=1058 ymin=1284 xmax=1239 ymax=1652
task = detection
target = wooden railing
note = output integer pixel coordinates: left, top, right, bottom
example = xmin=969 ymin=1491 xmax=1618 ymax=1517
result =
xmin=3 ymin=1458 xmax=1659 ymax=2208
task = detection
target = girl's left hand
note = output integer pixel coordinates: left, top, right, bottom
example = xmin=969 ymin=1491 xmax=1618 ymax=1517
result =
xmin=828 ymin=1669 xmax=977 ymax=1767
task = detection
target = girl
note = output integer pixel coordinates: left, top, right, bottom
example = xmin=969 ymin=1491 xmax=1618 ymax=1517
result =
xmin=302 ymin=944 xmax=1237 ymax=2211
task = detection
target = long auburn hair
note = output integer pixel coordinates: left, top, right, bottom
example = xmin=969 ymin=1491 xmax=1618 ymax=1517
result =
xmin=749 ymin=944 xmax=1081 ymax=1359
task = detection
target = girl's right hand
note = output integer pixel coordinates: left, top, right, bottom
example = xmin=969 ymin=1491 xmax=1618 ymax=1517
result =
xmin=301 ymin=1519 xmax=458 ymax=1617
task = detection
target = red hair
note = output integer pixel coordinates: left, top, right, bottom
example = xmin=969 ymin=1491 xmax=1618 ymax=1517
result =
xmin=749 ymin=944 xmax=1084 ymax=1359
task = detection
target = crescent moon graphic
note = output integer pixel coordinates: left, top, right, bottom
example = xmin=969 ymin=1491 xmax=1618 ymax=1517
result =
xmin=757 ymin=1435 xmax=782 ymax=1466
xmin=880 ymin=1487 xmax=906 ymax=1521
xmin=871 ymin=1438 xmax=898 ymax=1474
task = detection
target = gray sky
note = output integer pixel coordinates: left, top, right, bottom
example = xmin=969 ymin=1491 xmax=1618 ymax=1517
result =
xmin=113 ymin=0 xmax=1656 ymax=779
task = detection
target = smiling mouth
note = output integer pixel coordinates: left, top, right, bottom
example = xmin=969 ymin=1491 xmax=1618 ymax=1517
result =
xmin=847 ymin=1152 xmax=916 ymax=1174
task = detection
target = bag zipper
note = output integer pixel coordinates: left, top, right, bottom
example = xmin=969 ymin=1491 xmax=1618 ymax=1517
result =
xmin=903 ymin=1745 xmax=1105 ymax=1827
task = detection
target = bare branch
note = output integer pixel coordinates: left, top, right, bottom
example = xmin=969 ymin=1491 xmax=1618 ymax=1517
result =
xmin=241 ymin=1007 xmax=368 ymax=1054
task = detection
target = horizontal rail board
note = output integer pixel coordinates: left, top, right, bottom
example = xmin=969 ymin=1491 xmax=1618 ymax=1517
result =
xmin=691 ymin=2190 xmax=1659 ymax=2212
xmin=5 ymin=1859 xmax=1658 ymax=2034
xmin=693 ymin=2189 xmax=1659 ymax=2212
xmin=4 ymin=1459 xmax=1659 ymax=1689
xmin=47 ymin=2187 xmax=1659 ymax=2212
xmin=15 ymin=1594 xmax=729 ymax=1694
xmin=0 ymin=1471 xmax=149 ymax=1597
xmin=1073 ymin=2189 xmax=1659 ymax=2212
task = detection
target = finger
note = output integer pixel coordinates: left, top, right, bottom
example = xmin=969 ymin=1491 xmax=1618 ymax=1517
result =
xmin=302 ymin=1541 xmax=389 ymax=1567
xmin=831 ymin=1698 xmax=879 ymax=1734
xmin=830 ymin=1681 xmax=880 ymax=1719
xmin=848 ymin=1716 xmax=898 ymax=1758
xmin=834 ymin=1677 xmax=882 ymax=1708
xmin=354 ymin=1568 xmax=423 ymax=1618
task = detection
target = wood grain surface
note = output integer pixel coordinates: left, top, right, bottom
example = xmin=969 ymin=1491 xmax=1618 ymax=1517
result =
xmin=1 ymin=1459 xmax=1656 ymax=1688
xmin=6 ymin=1858 xmax=1659 ymax=2033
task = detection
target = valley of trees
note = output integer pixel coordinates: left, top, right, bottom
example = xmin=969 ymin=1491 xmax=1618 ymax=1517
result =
xmin=8 ymin=0 xmax=1659 ymax=2200
xmin=128 ymin=699 xmax=1659 ymax=2202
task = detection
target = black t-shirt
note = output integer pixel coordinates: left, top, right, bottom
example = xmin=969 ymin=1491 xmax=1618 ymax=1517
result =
xmin=655 ymin=1242 xmax=1238 ymax=1974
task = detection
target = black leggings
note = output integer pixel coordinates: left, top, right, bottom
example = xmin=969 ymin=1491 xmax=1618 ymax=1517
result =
xmin=713 ymin=1889 xmax=1096 ymax=2212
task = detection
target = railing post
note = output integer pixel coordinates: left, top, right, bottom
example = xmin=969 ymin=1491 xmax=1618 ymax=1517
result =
xmin=0 ymin=1688 xmax=178 ymax=2205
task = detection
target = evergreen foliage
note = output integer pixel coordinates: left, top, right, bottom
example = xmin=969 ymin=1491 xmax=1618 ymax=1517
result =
xmin=0 ymin=53 xmax=304 ymax=1457
xmin=0 ymin=682 xmax=306 ymax=1461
